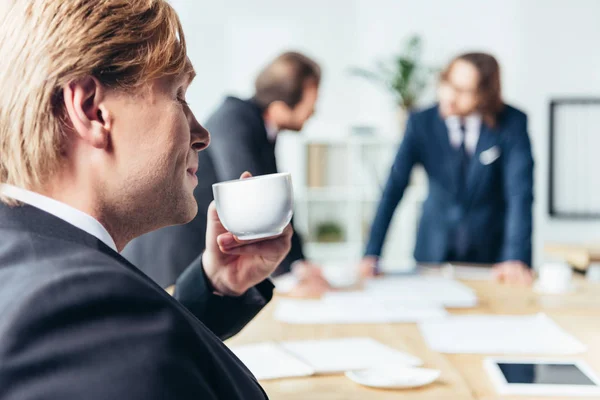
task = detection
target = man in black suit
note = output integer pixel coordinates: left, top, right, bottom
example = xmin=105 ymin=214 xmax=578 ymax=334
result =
xmin=124 ymin=52 xmax=331 ymax=297
xmin=0 ymin=1 xmax=292 ymax=398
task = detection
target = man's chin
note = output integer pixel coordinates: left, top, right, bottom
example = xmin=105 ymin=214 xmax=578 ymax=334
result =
xmin=168 ymin=198 xmax=198 ymax=226
xmin=182 ymin=200 xmax=198 ymax=223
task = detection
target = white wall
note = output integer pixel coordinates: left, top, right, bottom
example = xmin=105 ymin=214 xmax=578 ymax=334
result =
xmin=172 ymin=0 xmax=600 ymax=266
xmin=517 ymin=0 xmax=600 ymax=263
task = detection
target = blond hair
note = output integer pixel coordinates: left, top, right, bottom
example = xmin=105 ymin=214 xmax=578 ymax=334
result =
xmin=0 ymin=0 xmax=189 ymax=199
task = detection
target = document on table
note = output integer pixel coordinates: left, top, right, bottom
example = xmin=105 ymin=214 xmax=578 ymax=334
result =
xmin=229 ymin=337 xmax=422 ymax=380
xmin=441 ymin=264 xmax=495 ymax=281
xmin=229 ymin=342 xmax=314 ymax=380
xmin=419 ymin=313 xmax=587 ymax=355
xmin=363 ymin=276 xmax=478 ymax=308
xmin=274 ymin=297 xmax=447 ymax=324
xmin=280 ymin=337 xmax=422 ymax=374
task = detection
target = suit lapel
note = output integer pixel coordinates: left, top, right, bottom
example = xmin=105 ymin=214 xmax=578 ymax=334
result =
xmin=0 ymin=202 xmax=152 ymax=282
xmin=465 ymin=123 xmax=500 ymax=203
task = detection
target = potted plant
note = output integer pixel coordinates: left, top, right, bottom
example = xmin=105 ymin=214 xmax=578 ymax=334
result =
xmin=315 ymin=221 xmax=345 ymax=243
xmin=349 ymin=34 xmax=437 ymax=134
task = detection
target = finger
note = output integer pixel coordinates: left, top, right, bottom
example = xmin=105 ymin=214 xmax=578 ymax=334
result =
xmin=505 ymin=266 xmax=520 ymax=284
xmin=511 ymin=266 xmax=528 ymax=285
xmin=217 ymin=233 xmax=277 ymax=249
xmin=513 ymin=266 xmax=526 ymax=284
xmin=218 ymin=232 xmax=286 ymax=251
xmin=288 ymin=286 xmax=324 ymax=299
xmin=219 ymin=241 xmax=288 ymax=258
xmin=219 ymin=236 xmax=290 ymax=257
xmin=240 ymin=171 xmax=252 ymax=179
xmin=520 ymin=267 xmax=534 ymax=286
xmin=288 ymin=281 xmax=329 ymax=298
xmin=492 ymin=265 xmax=505 ymax=282
xmin=218 ymin=224 xmax=293 ymax=250
xmin=292 ymin=263 xmax=319 ymax=280
xmin=299 ymin=269 xmax=329 ymax=285
xmin=360 ymin=265 xmax=376 ymax=278
xmin=205 ymin=201 xmax=228 ymax=251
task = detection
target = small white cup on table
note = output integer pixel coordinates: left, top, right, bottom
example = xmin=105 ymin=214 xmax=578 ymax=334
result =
xmin=535 ymin=262 xmax=573 ymax=294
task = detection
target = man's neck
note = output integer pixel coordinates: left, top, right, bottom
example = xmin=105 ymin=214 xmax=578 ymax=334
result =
xmin=39 ymin=179 xmax=130 ymax=251
xmin=1 ymin=183 xmax=123 ymax=252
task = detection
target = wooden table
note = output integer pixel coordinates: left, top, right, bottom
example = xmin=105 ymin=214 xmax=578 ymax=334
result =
xmin=227 ymin=277 xmax=600 ymax=400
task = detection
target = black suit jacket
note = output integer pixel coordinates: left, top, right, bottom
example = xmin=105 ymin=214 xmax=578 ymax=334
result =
xmin=0 ymin=202 xmax=271 ymax=399
xmin=123 ymin=97 xmax=305 ymax=287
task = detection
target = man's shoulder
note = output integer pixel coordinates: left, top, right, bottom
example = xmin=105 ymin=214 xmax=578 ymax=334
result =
xmin=496 ymin=104 xmax=529 ymax=143
xmin=0 ymin=227 xmax=171 ymax=317
xmin=408 ymin=104 xmax=439 ymax=123
xmin=401 ymin=105 xmax=440 ymax=140
xmin=0 ymin=237 xmax=235 ymax=398
xmin=501 ymin=104 xmax=527 ymax=123
xmin=205 ymin=96 xmax=263 ymax=136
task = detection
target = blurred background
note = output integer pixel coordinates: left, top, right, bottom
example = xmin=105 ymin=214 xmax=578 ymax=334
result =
xmin=171 ymin=0 xmax=600 ymax=271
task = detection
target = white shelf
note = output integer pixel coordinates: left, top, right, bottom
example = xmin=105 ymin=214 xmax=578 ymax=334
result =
xmin=297 ymin=187 xmax=377 ymax=202
xmin=279 ymin=128 xmax=424 ymax=265
xmin=296 ymin=184 xmax=426 ymax=203
xmin=300 ymin=135 xmax=399 ymax=147
xmin=304 ymin=242 xmax=364 ymax=261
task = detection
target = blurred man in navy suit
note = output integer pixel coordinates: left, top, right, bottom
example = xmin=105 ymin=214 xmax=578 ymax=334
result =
xmin=361 ymin=53 xmax=534 ymax=285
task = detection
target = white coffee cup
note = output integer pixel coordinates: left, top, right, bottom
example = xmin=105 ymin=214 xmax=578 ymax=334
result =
xmin=587 ymin=263 xmax=600 ymax=282
xmin=322 ymin=261 xmax=360 ymax=288
xmin=536 ymin=262 xmax=573 ymax=293
xmin=212 ymin=172 xmax=293 ymax=240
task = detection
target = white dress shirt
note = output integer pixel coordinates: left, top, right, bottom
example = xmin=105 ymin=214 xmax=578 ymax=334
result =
xmin=265 ymin=122 xmax=278 ymax=143
xmin=445 ymin=114 xmax=482 ymax=155
xmin=0 ymin=184 xmax=118 ymax=252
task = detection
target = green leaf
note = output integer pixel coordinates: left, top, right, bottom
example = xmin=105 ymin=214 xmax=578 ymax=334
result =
xmin=347 ymin=34 xmax=438 ymax=108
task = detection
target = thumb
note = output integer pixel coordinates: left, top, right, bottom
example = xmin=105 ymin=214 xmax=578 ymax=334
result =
xmin=240 ymin=171 xmax=252 ymax=179
xmin=205 ymin=201 xmax=228 ymax=250
xmin=206 ymin=200 xmax=220 ymax=224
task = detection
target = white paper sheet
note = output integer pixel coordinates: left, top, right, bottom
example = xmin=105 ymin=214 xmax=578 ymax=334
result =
xmin=419 ymin=313 xmax=587 ymax=355
xmin=444 ymin=264 xmax=494 ymax=281
xmin=229 ymin=342 xmax=314 ymax=380
xmin=363 ymin=276 xmax=478 ymax=308
xmin=280 ymin=337 xmax=422 ymax=374
xmin=274 ymin=298 xmax=447 ymax=324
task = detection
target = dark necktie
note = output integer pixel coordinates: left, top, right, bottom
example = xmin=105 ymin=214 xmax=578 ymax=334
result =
xmin=457 ymin=122 xmax=470 ymax=198
xmin=453 ymin=122 xmax=470 ymax=260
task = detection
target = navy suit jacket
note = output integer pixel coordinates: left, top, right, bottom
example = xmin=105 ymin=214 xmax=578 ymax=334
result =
xmin=123 ymin=97 xmax=304 ymax=287
xmin=0 ymin=202 xmax=271 ymax=399
xmin=365 ymin=104 xmax=534 ymax=266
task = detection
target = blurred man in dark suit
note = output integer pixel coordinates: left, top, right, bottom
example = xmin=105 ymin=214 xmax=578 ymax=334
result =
xmin=0 ymin=1 xmax=292 ymax=398
xmin=360 ymin=53 xmax=534 ymax=285
xmin=125 ymin=51 xmax=330 ymax=296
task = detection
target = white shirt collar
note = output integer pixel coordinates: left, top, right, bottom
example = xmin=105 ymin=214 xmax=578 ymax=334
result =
xmin=265 ymin=121 xmax=278 ymax=143
xmin=0 ymin=184 xmax=118 ymax=252
xmin=445 ymin=113 xmax=482 ymax=155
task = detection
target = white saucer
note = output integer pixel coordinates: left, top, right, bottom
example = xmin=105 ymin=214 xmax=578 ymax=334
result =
xmin=345 ymin=366 xmax=440 ymax=389
xmin=533 ymin=281 xmax=576 ymax=295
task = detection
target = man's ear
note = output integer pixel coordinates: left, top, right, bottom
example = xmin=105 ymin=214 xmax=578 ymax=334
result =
xmin=62 ymin=76 xmax=111 ymax=149
xmin=266 ymin=100 xmax=292 ymax=124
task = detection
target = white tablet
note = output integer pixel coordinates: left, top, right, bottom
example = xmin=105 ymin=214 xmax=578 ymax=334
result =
xmin=484 ymin=358 xmax=600 ymax=397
